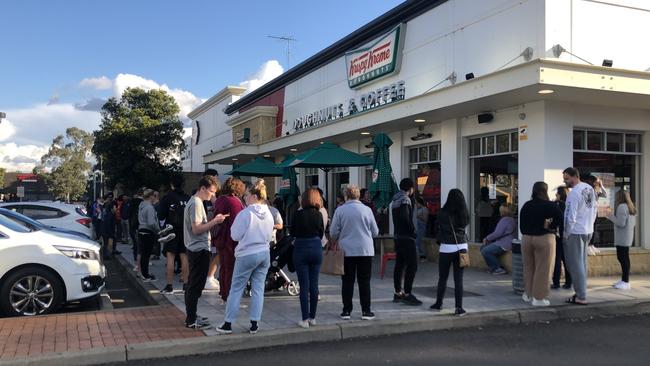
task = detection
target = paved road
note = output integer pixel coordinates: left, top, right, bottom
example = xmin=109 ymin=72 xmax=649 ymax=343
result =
xmin=126 ymin=314 xmax=650 ymax=366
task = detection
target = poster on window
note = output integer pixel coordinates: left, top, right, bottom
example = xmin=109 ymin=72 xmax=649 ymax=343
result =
xmin=592 ymin=172 xmax=615 ymax=217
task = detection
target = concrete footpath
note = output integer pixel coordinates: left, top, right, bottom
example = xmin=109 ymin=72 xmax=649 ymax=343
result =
xmin=2 ymin=242 xmax=650 ymax=365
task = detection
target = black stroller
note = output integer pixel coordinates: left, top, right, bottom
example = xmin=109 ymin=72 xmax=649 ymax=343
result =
xmin=245 ymin=235 xmax=299 ymax=296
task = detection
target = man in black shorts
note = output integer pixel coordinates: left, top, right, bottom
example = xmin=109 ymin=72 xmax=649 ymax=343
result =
xmin=157 ymin=175 xmax=190 ymax=294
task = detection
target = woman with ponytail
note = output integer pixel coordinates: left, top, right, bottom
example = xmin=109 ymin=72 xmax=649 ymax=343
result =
xmin=607 ymin=190 xmax=637 ymax=290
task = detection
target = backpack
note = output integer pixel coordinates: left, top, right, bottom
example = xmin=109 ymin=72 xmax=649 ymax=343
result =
xmin=166 ymin=199 xmax=187 ymax=228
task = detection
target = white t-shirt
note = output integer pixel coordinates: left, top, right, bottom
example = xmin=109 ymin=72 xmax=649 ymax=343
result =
xmin=564 ymin=182 xmax=598 ymax=236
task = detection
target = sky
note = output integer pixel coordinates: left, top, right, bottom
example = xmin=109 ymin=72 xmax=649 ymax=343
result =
xmin=0 ymin=0 xmax=403 ymax=172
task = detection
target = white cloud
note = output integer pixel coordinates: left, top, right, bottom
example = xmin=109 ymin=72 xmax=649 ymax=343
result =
xmin=113 ymin=73 xmax=205 ymax=122
xmin=0 ymin=119 xmax=17 ymax=142
xmin=0 ymin=143 xmax=49 ymax=173
xmin=79 ymin=76 xmax=113 ymax=90
xmin=239 ymin=60 xmax=284 ymax=94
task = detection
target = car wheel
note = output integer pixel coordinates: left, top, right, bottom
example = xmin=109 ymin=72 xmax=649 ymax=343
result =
xmin=0 ymin=266 xmax=64 ymax=317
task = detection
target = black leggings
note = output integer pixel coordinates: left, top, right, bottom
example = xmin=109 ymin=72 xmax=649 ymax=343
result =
xmin=393 ymin=238 xmax=418 ymax=294
xmin=616 ymin=246 xmax=630 ymax=283
xmin=435 ymin=251 xmax=464 ymax=309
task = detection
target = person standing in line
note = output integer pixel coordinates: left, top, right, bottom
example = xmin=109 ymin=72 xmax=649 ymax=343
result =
xmin=129 ymin=188 xmax=144 ymax=273
xmin=562 ymin=167 xmax=598 ymax=305
xmin=552 ymin=186 xmax=572 ymax=289
xmin=519 ymin=182 xmax=563 ymax=306
xmin=480 ymin=203 xmax=516 ymax=275
xmin=329 ymin=185 xmax=379 ymax=321
xmin=184 ymin=175 xmax=226 ymax=329
xmin=606 ymin=190 xmax=637 ymax=290
xmin=138 ymin=189 xmax=160 ymax=281
xmin=414 ymin=196 xmax=429 ymax=261
xmin=583 ymin=175 xmax=608 ymax=255
xmin=391 ymin=178 xmax=422 ymax=306
xmin=292 ymin=188 xmax=325 ymax=328
xmin=120 ymin=195 xmax=131 ymax=244
xmin=266 ymin=200 xmax=284 ymax=246
xmin=430 ymin=189 xmax=470 ymax=316
xmin=213 ymin=177 xmax=246 ymax=302
xmin=202 ymin=169 xmax=222 ymax=291
xmin=157 ymin=175 xmax=191 ymax=294
xmin=101 ymin=194 xmax=119 ymax=259
xmin=216 ymin=179 xmax=274 ymax=334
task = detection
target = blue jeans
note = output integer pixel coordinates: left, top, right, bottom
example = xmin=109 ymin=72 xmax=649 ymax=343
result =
xmin=293 ymin=237 xmax=323 ymax=321
xmin=224 ymin=250 xmax=270 ymax=323
xmin=415 ymin=221 xmax=427 ymax=257
xmin=480 ymin=243 xmax=506 ymax=271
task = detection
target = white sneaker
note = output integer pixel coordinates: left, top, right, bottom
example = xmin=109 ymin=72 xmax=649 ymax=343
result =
xmin=587 ymin=245 xmax=597 ymax=256
xmin=592 ymin=245 xmax=601 ymax=254
xmin=308 ymin=318 xmax=316 ymax=326
xmin=532 ymin=298 xmax=550 ymax=307
xmin=613 ymin=281 xmax=631 ymax=290
xmin=298 ymin=320 xmax=310 ymax=329
xmin=204 ymin=277 xmax=220 ymax=291
xmin=522 ymin=293 xmax=532 ymax=302
xmin=612 ymin=280 xmax=624 ymax=288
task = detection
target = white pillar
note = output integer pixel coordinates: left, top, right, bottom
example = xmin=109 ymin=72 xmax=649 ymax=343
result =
xmin=440 ymin=118 xmax=461 ymax=204
xmin=642 ymin=132 xmax=650 ymax=249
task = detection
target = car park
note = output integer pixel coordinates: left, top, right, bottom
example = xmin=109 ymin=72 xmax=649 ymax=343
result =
xmin=0 ymin=211 xmax=105 ymax=316
xmin=0 ymin=201 xmax=92 ymax=238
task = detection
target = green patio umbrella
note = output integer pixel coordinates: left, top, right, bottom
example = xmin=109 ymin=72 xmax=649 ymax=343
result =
xmin=368 ymin=133 xmax=399 ymax=212
xmin=283 ymin=142 xmax=372 ymax=204
xmin=225 ymin=157 xmax=283 ymax=177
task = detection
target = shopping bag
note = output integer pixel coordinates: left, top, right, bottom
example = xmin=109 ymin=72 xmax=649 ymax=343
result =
xmin=320 ymin=241 xmax=345 ymax=276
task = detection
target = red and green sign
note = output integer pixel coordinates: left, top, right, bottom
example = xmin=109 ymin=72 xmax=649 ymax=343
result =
xmin=345 ymin=24 xmax=405 ymax=89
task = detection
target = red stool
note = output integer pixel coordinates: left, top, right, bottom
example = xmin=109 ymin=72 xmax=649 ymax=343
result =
xmin=380 ymin=252 xmax=396 ymax=279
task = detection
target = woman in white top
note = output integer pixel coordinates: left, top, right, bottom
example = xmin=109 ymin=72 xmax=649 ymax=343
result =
xmin=216 ymin=179 xmax=274 ymax=335
xmin=606 ymin=190 xmax=637 ymax=290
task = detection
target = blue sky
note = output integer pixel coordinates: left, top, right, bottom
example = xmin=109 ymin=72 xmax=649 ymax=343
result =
xmin=0 ymin=0 xmax=403 ymax=171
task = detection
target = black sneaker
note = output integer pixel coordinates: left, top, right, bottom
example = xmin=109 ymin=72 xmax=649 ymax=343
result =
xmin=361 ymin=312 xmax=375 ymax=320
xmin=562 ymin=283 xmax=573 ymax=289
xmin=429 ymin=303 xmax=442 ymax=311
xmin=142 ymin=275 xmax=156 ymax=282
xmin=340 ymin=311 xmax=351 ymax=320
xmin=216 ymin=322 xmax=232 ymax=334
xmin=401 ymin=294 xmax=423 ymax=306
xmin=160 ymin=284 xmax=173 ymax=294
xmin=454 ymin=308 xmax=467 ymax=317
xmin=550 ymin=283 xmax=560 ymax=290
xmin=186 ymin=318 xmax=211 ymax=330
xmin=393 ymin=293 xmax=405 ymax=303
xmin=249 ymin=321 xmax=259 ymax=334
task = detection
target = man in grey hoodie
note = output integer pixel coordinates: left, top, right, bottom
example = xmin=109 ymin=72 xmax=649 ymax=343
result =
xmin=391 ymin=178 xmax=422 ymax=306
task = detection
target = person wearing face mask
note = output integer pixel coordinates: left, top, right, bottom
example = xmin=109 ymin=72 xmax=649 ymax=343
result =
xmin=216 ymin=179 xmax=274 ymax=335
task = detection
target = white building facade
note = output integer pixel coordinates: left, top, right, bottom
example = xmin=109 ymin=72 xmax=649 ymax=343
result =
xmin=191 ymin=0 xmax=650 ymax=250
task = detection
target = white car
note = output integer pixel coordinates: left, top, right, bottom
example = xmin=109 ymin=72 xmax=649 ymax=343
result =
xmin=0 ymin=201 xmax=92 ymax=238
xmin=0 ymin=212 xmax=105 ymax=316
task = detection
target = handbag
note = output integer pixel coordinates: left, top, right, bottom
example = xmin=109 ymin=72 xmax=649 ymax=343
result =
xmin=450 ymin=216 xmax=470 ymax=268
xmin=320 ymin=240 xmax=345 ymax=276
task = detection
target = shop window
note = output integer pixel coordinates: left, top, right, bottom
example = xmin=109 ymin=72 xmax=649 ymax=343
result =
xmin=408 ymin=143 xmax=441 ymax=237
xmin=469 ymin=131 xmax=518 ymax=157
xmin=510 ymin=132 xmax=518 ymax=151
xmin=496 ymin=134 xmax=510 ymax=153
xmin=304 ymin=168 xmax=319 ymax=191
xmin=607 ymin=133 xmax=623 ymax=152
xmin=469 ymin=138 xmax=481 ymax=156
xmin=482 ymin=136 xmax=495 ymax=155
xmin=587 ymin=131 xmax=603 ymax=150
xmin=625 ymin=134 xmax=640 ymax=153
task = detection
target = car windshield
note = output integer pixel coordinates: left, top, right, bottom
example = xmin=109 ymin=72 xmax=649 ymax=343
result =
xmin=0 ymin=213 xmax=35 ymax=233
xmin=2 ymin=211 xmax=44 ymax=231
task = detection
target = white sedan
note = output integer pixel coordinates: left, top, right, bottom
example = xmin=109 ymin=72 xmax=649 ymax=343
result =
xmin=0 ymin=211 xmax=105 ymax=316
xmin=0 ymin=201 xmax=92 ymax=238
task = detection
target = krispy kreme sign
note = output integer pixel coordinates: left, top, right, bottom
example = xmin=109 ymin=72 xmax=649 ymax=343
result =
xmin=345 ymin=24 xmax=405 ymax=89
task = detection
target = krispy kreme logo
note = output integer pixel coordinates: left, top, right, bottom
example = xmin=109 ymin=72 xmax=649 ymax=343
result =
xmin=345 ymin=24 xmax=404 ymax=88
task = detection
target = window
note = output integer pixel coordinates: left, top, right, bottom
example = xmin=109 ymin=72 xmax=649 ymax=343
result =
xmin=469 ymin=131 xmax=518 ymax=157
xmin=21 ymin=205 xmax=68 ymax=220
xmin=304 ymin=168 xmax=319 ymax=191
xmin=408 ymin=143 xmax=441 ymax=237
xmin=573 ymin=129 xmax=642 ymax=247
xmin=0 ymin=213 xmax=33 ymax=233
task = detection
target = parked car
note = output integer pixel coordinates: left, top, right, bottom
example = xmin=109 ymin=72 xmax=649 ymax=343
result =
xmin=0 ymin=208 xmax=91 ymax=240
xmin=0 ymin=201 xmax=92 ymax=238
xmin=0 ymin=212 xmax=105 ymax=316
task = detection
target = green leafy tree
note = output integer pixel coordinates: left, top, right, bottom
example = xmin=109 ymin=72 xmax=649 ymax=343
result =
xmin=0 ymin=167 xmax=5 ymax=188
xmin=40 ymin=127 xmax=94 ymax=202
xmin=92 ymin=88 xmax=185 ymax=192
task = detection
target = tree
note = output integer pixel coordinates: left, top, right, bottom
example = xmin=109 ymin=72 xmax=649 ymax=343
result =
xmin=92 ymin=88 xmax=185 ymax=192
xmin=40 ymin=128 xmax=94 ymax=202
xmin=0 ymin=167 xmax=5 ymax=189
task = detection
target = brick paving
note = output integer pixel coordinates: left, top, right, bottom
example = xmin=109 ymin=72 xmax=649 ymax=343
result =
xmin=0 ymin=305 xmax=203 ymax=360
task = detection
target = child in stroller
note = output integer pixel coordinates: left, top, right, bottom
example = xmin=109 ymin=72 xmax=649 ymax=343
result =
xmin=245 ymin=235 xmax=299 ymax=296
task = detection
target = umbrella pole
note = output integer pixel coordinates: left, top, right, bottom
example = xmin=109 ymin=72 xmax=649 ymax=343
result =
xmin=321 ymin=167 xmax=331 ymax=211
